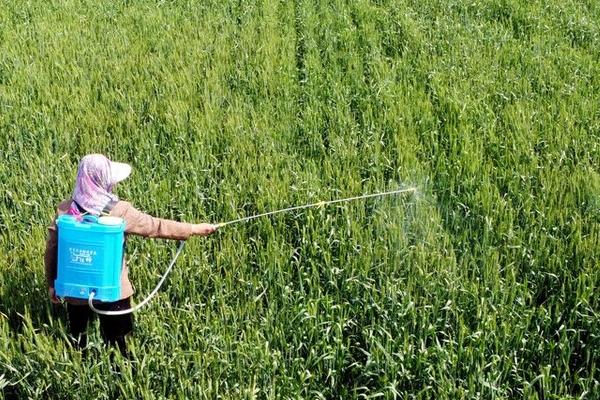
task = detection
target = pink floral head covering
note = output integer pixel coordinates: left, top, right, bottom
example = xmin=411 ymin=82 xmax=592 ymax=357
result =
xmin=69 ymin=154 xmax=132 ymax=216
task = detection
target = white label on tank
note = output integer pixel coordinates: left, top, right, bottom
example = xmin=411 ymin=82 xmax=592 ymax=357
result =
xmin=69 ymin=248 xmax=97 ymax=266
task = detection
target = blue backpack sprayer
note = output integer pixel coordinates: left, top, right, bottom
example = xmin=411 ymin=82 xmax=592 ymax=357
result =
xmin=55 ymin=214 xmax=125 ymax=302
xmin=54 ymin=187 xmax=416 ymax=316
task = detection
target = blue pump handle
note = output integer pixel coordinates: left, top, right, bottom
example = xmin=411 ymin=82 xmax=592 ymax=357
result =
xmin=82 ymin=215 xmax=98 ymax=224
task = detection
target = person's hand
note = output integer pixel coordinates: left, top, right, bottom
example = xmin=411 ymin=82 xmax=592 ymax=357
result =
xmin=192 ymin=223 xmax=218 ymax=236
xmin=48 ymin=287 xmax=60 ymax=304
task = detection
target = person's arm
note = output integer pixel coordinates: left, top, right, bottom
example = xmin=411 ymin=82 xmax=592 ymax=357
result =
xmin=44 ymin=222 xmax=60 ymax=303
xmin=116 ymin=201 xmax=216 ymax=239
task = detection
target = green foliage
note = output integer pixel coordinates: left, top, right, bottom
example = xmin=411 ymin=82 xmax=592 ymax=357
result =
xmin=0 ymin=0 xmax=598 ymax=398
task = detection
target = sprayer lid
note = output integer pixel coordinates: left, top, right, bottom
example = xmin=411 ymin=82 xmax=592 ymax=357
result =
xmin=98 ymin=216 xmax=124 ymax=226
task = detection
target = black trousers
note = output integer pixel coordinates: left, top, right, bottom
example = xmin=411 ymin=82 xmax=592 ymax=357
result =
xmin=67 ymin=297 xmax=133 ymax=357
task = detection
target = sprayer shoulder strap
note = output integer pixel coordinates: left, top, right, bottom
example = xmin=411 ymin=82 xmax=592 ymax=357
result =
xmin=72 ymin=200 xmax=85 ymax=214
xmin=102 ymin=200 xmax=117 ymax=215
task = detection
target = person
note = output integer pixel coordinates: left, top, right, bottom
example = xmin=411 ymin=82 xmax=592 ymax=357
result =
xmin=44 ymin=154 xmax=217 ymax=357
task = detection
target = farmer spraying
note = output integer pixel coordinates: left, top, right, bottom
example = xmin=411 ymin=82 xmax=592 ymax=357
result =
xmin=44 ymin=154 xmax=218 ymax=357
xmin=44 ymin=154 xmax=416 ymax=358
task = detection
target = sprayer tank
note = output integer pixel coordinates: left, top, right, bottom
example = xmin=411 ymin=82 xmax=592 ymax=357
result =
xmin=55 ymin=215 xmax=125 ymax=302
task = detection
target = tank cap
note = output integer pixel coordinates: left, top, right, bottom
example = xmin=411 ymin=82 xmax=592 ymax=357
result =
xmin=98 ymin=216 xmax=124 ymax=226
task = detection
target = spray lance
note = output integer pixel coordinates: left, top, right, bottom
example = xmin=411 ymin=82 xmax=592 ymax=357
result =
xmin=82 ymin=187 xmax=416 ymax=315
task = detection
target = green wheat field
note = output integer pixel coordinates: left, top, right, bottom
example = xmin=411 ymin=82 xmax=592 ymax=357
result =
xmin=1 ymin=0 xmax=598 ymax=398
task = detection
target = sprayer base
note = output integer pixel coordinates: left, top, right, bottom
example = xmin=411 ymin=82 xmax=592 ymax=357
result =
xmin=55 ymin=283 xmax=120 ymax=302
